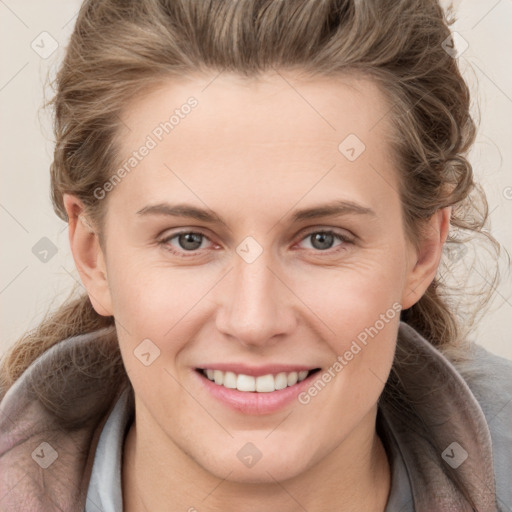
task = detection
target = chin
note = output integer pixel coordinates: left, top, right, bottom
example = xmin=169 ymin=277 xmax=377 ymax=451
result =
xmin=191 ymin=445 xmax=311 ymax=484
xmin=209 ymin=463 xmax=306 ymax=485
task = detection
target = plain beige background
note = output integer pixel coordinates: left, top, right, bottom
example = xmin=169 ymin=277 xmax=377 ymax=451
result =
xmin=1 ymin=0 xmax=511 ymax=360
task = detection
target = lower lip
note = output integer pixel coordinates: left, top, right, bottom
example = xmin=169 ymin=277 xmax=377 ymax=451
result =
xmin=194 ymin=369 xmax=320 ymax=415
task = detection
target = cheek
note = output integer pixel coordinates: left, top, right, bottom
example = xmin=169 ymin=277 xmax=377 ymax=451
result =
xmin=107 ymin=259 xmax=196 ymax=411
xmin=106 ymin=253 xmax=200 ymax=333
xmin=295 ymin=255 xmax=405 ymax=333
xmin=291 ymin=256 xmax=403 ymax=394
xmin=108 ymin=243 xmax=406 ymax=343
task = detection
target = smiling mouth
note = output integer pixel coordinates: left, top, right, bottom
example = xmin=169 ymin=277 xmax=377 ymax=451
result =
xmin=195 ymin=368 xmax=321 ymax=393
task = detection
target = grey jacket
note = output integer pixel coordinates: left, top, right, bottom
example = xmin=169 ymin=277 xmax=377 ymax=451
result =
xmin=0 ymin=321 xmax=511 ymax=511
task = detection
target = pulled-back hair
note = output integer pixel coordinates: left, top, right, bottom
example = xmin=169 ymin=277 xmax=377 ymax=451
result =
xmin=0 ymin=0 xmax=501 ymax=393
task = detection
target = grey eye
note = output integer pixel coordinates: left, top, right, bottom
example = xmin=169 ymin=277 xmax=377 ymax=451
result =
xmin=175 ymin=232 xmax=204 ymax=251
xmin=309 ymin=232 xmax=336 ymax=250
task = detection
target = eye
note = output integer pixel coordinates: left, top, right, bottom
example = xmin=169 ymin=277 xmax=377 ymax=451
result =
xmin=159 ymin=230 xmax=214 ymax=257
xmin=158 ymin=228 xmax=353 ymax=258
xmin=296 ymin=229 xmax=353 ymax=253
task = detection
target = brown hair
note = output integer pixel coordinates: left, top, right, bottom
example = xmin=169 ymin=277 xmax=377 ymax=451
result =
xmin=0 ymin=0 xmax=501 ymax=394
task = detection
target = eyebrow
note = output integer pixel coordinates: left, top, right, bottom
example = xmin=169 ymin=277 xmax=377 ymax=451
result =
xmin=136 ymin=200 xmax=376 ymax=225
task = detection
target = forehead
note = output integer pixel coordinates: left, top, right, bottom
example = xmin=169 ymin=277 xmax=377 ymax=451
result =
xmin=109 ymin=71 xmax=399 ymax=215
xmin=119 ymin=70 xmax=392 ymax=150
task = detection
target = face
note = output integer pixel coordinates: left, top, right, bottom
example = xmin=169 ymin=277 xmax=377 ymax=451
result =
xmin=69 ymin=71 xmax=443 ymax=484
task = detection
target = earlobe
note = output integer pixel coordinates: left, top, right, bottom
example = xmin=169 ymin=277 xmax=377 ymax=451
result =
xmin=63 ymin=193 xmax=113 ymax=317
xmin=401 ymin=207 xmax=451 ymax=310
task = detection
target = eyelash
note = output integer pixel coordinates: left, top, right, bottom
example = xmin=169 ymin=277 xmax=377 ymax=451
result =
xmin=158 ymin=228 xmax=354 ymax=259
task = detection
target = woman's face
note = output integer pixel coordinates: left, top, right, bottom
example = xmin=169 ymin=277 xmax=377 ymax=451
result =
xmin=72 ymin=71 xmax=444 ymax=483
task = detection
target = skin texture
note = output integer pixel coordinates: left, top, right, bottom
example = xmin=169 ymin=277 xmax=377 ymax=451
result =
xmin=64 ymin=71 xmax=450 ymax=511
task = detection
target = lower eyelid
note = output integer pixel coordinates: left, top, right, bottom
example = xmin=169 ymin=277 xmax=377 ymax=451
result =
xmin=297 ymin=231 xmax=352 ymax=249
xmin=160 ymin=232 xmax=212 ymax=252
xmin=159 ymin=230 xmax=352 ymax=255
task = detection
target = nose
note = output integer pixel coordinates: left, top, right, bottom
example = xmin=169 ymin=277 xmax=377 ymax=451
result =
xmin=215 ymin=245 xmax=297 ymax=349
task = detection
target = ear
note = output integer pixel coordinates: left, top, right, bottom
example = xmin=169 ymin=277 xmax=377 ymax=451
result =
xmin=401 ymin=207 xmax=451 ymax=310
xmin=63 ymin=193 xmax=113 ymax=317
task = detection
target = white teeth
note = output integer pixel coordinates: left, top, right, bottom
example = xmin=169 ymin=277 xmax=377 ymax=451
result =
xmin=274 ymin=372 xmax=288 ymax=390
xmin=237 ymin=374 xmax=256 ymax=392
xmin=213 ymin=370 xmax=223 ymax=385
xmin=256 ymin=374 xmax=275 ymax=393
xmin=298 ymin=370 xmax=308 ymax=381
xmin=201 ymin=368 xmax=313 ymax=392
xmin=223 ymin=371 xmax=237 ymax=389
xmin=287 ymin=372 xmax=298 ymax=386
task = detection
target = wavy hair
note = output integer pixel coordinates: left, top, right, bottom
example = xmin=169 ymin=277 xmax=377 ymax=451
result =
xmin=0 ymin=0 xmax=501 ymax=395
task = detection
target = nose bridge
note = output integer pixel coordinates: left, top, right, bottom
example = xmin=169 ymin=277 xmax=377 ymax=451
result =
xmin=215 ymin=239 xmax=295 ymax=346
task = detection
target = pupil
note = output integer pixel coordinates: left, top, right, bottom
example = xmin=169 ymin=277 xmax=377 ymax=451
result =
xmin=177 ymin=232 xmax=334 ymax=251
xmin=180 ymin=233 xmax=202 ymax=250
xmin=312 ymin=232 xmax=333 ymax=250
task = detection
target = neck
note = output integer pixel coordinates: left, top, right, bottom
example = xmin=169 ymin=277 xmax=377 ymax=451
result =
xmin=122 ymin=408 xmax=391 ymax=512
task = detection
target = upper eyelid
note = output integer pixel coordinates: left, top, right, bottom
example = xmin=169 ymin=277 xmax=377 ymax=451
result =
xmin=295 ymin=229 xmax=354 ymax=247
xmin=159 ymin=227 xmax=354 ymax=250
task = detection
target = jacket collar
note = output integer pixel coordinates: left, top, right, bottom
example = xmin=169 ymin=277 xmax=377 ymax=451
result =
xmin=0 ymin=322 xmax=496 ymax=511
xmin=0 ymin=326 xmax=128 ymax=511
xmin=379 ymin=322 xmax=496 ymax=511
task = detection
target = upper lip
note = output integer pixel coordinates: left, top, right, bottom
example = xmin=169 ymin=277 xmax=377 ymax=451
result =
xmin=195 ymin=363 xmax=320 ymax=377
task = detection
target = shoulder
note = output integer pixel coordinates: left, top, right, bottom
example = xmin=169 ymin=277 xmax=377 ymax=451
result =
xmin=451 ymin=342 xmax=512 ymax=508
xmin=452 ymin=342 xmax=512 ymax=425
xmin=384 ymin=322 xmax=511 ymax=510
xmin=0 ymin=327 xmax=129 ymax=511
